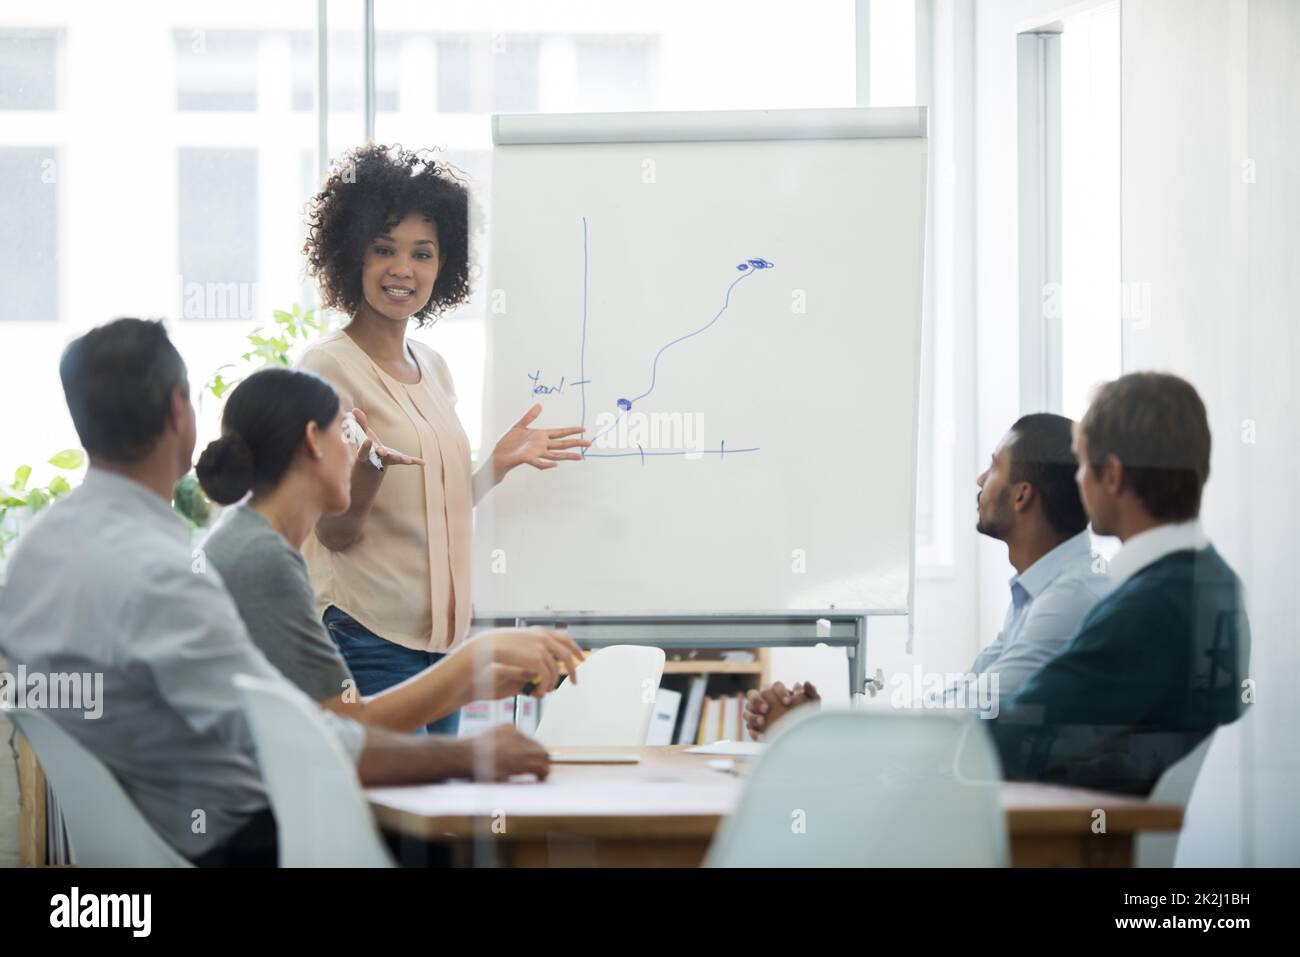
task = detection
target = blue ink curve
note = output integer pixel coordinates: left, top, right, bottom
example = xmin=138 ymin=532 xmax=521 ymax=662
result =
xmin=577 ymin=216 xmax=769 ymax=459
xmin=629 ymin=257 xmax=774 ymax=408
xmin=585 ymin=259 xmax=765 ymax=447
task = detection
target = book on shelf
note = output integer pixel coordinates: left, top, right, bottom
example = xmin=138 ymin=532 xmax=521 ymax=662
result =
xmin=721 ymin=693 xmax=739 ymax=742
xmin=645 ymin=687 xmax=682 ymax=745
xmin=676 ymin=675 xmax=708 ymax=745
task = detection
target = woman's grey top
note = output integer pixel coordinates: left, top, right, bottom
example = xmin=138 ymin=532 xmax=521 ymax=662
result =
xmin=203 ymin=503 xmax=353 ymax=702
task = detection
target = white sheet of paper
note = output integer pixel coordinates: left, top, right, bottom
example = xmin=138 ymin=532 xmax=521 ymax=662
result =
xmin=548 ymin=752 xmax=642 ymax=764
xmin=685 ymin=741 xmax=766 ymax=757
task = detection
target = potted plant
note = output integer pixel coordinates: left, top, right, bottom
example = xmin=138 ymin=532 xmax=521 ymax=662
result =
xmin=182 ymin=305 xmax=333 ymax=542
xmin=202 ymin=304 xmax=329 ymax=403
xmin=0 ymin=449 xmax=86 ymax=586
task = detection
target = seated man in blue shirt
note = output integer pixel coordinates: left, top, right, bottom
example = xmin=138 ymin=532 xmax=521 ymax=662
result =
xmin=747 ymin=412 xmax=1109 ymax=725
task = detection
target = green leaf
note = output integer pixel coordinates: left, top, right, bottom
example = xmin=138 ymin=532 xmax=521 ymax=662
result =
xmin=48 ymin=476 xmax=71 ymax=497
xmin=26 ymin=488 xmax=49 ymax=514
xmin=273 ymin=309 xmax=294 ymax=324
xmin=1 ymin=496 xmax=27 ymax=508
xmin=172 ymin=473 xmax=211 ymax=528
xmin=13 ymin=465 xmax=31 ymax=491
xmin=48 ymin=449 xmax=85 ymax=470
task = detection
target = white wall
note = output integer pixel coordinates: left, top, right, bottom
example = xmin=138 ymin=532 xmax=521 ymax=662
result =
xmin=1120 ymin=0 xmax=1300 ymax=866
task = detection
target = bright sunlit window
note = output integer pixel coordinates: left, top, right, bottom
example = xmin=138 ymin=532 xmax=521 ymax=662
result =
xmin=1059 ymin=1 xmax=1121 ymax=420
xmin=0 ymin=0 xmax=938 ymax=509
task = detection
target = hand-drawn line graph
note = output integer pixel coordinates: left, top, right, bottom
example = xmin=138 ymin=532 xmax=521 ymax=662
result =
xmin=573 ymin=215 xmax=773 ymax=462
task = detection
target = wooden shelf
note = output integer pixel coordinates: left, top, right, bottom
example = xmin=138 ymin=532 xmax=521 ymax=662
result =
xmin=661 ymin=648 xmax=770 ymax=684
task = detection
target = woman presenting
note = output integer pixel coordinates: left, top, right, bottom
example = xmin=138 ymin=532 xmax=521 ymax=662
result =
xmin=298 ymin=143 xmax=589 ymax=734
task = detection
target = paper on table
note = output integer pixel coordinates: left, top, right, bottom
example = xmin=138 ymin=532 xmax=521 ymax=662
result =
xmin=685 ymin=741 xmax=765 ymax=757
xmin=549 ymin=752 xmax=641 ymax=764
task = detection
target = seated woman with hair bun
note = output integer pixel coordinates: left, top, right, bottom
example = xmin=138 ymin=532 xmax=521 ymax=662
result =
xmin=197 ymin=366 xmax=583 ymax=732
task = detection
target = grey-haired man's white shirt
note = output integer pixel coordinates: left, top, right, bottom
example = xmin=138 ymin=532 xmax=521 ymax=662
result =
xmin=0 ymin=467 xmax=364 ymax=860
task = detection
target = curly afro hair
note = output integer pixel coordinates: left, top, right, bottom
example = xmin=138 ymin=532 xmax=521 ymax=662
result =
xmin=303 ymin=144 xmax=472 ymax=326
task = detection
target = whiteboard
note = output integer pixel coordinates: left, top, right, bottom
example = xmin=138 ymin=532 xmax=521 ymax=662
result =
xmin=474 ymin=108 xmax=927 ymax=619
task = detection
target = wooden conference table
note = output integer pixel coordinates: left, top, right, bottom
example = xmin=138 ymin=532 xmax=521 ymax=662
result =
xmin=367 ymin=745 xmax=1181 ymax=867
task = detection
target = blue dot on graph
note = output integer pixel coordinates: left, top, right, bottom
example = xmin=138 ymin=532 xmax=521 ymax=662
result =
xmin=617 ymin=398 xmax=632 ymax=411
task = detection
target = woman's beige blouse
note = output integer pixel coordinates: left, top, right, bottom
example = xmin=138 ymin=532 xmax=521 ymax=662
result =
xmin=298 ymin=331 xmax=473 ymax=654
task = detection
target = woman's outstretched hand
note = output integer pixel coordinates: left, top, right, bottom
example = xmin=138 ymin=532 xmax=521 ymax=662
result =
xmin=351 ymin=407 xmax=425 ymax=468
xmin=491 ymin=404 xmax=590 ymax=477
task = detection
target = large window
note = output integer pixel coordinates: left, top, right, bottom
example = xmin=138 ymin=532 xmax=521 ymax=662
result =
xmin=1059 ymin=2 xmax=1121 ymax=420
xmin=174 ymin=30 xmax=259 ymax=111
xmin=177 ymin=148 xmax=260 ymax=319
xmin=0 ymin=28 xmax=60 ymax=110
xmin=0 ymin=147 xmax=58 ymax=325
xmin=1017 ymin=2 xmax=1121 ymax=421
xmin=0 ymin=0 xmax=927 ymax=511
xmin=0 ymin=2 xmax=320 ymax=479
xmin=0 ymin=27 xmax=61 ymax=327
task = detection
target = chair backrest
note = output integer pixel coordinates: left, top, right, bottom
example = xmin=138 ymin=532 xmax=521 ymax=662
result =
xmin=1135 ymin=731 xmax=1215 ymax=868
xmin=707 ymin=709 xmax=1008 ymax=867
xmin=232 ymin=674 xmax=393 ymax=867
xmin=1 ymin=705 xmax=192 ymax=867
xmin=534 ymin=645 xmax=666 ymax=747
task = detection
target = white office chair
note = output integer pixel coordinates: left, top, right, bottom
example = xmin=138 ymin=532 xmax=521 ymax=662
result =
xmin=1 ymin=705 xmax=192 ymax=867
xmin=707 ymin=709 xmax=1008 ymax=867
xmin=1135 ymin=732 xmax=1215 ymax=868
xmin=534 ymin=645 xmax=666 ymax=747
xmin=233 ymin=674 xmax=393 ymax=867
